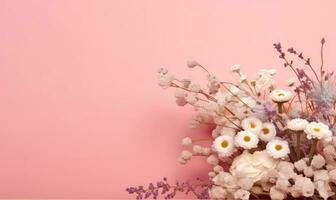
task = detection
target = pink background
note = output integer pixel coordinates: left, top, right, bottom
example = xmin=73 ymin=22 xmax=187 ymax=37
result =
xmin=1 ymin=0 xmax=336 ymax=198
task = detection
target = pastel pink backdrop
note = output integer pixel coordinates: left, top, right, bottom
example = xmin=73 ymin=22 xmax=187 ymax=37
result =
xmin=1 ymin=0 xmax=336 ymax=198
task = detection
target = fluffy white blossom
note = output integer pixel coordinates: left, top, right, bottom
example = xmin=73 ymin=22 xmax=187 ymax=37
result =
xmin=266 ymin=139 xmax=290 ymax=159
xmin=254 ymin=69 xmax=275 ymax=92
xmin=181 ymin=137 xmax=192 ymax=146
xmin=287 ymin=118 xmax=309 ymax=131
xmin=258 ymin=122 xmax=277 ymax=142
xmin=241 ymin=117 xmax=262 ymax=133
xmin=235 ymin=131 xmax=259 ymax=149
xmin=230 ymin=150 xmax=278 ymax=183
xmin=213 ymin=135 xmax=235 ymax=157
xmin=239 ymin=74 xmax=248 ymax=83
xmin=215 ymin=91 xmax=229 ymax=105
xmin=230 ymin=64 xmax=241 ymax=73
xmin=305 ymin=121 xmax=332 ymax=141
xmin=271 ymin=89 xmax=292 ymax=103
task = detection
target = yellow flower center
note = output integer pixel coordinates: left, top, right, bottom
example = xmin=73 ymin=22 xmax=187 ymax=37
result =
xmin=277 ymin=93 xmax=285 ymax=96
xmin=262 ymin=128 xmax=270 ymax=135
xmin=250 ymin=122 xmax=256 ymax=129
xmin=243 ymin=136 xmax=251 ymax=142
xmin=221 ymin=140 xmax=229 ymax=148
xmin=275 ymin=144 xmax=283 ymax=151
xmin=313 ymin=128 xmax=321 ymax=132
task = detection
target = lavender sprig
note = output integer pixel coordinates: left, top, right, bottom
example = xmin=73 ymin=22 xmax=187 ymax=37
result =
xmin=126 ymin=177 xmax=211 ymax=199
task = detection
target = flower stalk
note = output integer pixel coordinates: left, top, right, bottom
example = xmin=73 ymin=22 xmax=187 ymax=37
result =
xmin=308 ymin=139 xmax=317 ymax=165
xmin=295 ymin=131 xmax=302 ymax=160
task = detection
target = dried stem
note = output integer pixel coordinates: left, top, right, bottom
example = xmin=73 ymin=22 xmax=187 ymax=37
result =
xmin=320 ymin=38 xmax=325 ymax=80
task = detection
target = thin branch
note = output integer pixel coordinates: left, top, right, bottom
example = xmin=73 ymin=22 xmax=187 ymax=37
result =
xmin=320 ymin=37 xmax=325 ymax=80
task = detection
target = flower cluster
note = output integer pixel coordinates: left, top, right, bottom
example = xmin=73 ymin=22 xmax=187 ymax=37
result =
xmin=127 ymin=39 xmax=336 ymax=199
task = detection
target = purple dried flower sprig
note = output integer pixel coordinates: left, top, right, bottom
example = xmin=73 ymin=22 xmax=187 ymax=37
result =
xmin=126 ymin=177 xmax=210 ymax=199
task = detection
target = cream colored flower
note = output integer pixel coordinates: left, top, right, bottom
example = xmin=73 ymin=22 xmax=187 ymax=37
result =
xmin=239 ymin=74 xmax=247 ymax=83
xmin=238 ymin=97 xmax=257 ymax=108
xmin=230 ymin=64 xmax=241 ymax=73
xmin=235 ymin=130 xmax=259 ymax=149
xmin=213 ymin=135 xmax=235 ymax=157
xmin=255 ymin=69 xmax=275 ymax=92
xmin=230 ymin=150 xmax=278 ymax=183
xmin=181 ymin=137 xmax=192 ymax=146
xmin=287 ymin=118 xmax=309 ymax=131
xmin=271 ymin=89 xmax=292 ymax=103
xmin=209 ymin=185 xmax=227 ymax=199
xmin=266 ymin=139 xmax=290 ymax=159
xmin=258 ymin=122 xmax=277 ymax=142
xmin=214 ymin=92 xmax=229 ymax=105
xmin=305 ymin=122 xmax=332 ymax=141
xmin=241 ymin=117 xmax=262 ymax=133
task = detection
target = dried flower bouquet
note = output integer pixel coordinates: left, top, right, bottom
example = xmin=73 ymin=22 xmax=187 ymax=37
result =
xmin=127 ymin=39 xmax=336 ymax=200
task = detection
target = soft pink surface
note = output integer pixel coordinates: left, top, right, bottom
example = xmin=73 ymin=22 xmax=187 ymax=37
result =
xmin=1 ymin=0 xmax=336 ymax=198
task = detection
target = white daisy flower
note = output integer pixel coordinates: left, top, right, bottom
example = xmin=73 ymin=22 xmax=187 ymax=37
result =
xmin=287 ymin=118 xmax=309 ymax=131
xmin=305 ymin=122 xmax=332 ymax=141
xmin=270 ymin=89 xmax=292 ymax=103
xmin=230 ymin=64 xmax=241 ymax=73
xmin=258 ymin=122 xmax=276 ymax=142
xmin=241 ymin=117 xmax=262 ymax=133
xmin=235 ymin=130 xmax=259 ymax=149
xmin=213 ymin=135 xmax=235 ymax=157
xmin=266 ymin=139 xmax=290 ymax=159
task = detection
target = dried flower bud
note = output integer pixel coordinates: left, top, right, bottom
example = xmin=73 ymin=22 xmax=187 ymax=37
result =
xmin=177 ymin=156 xmax=187 ymax=165
xmin=294 ymin=159 xmax=307 ymax=172
xmin=213 ymin=165 xmax=224 ymax=173
xmin=230 ymin=64 xmax=241 ymax=73
xmin=311 ymin=154 xmax=326 ymax=169
xmin=181 ymin=137 xmax=192 ymax=146
xmin=209 ymin=186 xmax=227 ymax=199
xmin=192 ymin=145 xmax=203 ymax=154
xmin=181 ymin=150 xmax=192 ymax=160
xmin=181 ymin=78 xmax=191 ymax=88
xmin=329 ymin=169 xmax=336 ymax=183
xmin=303 ymin=166 xmax=314 ymax=177
xmin=157 ymin=67 xmax=168 ymax=75
xmin=270 ymin=186 xmax=286 ymax=200
xmin=208 ymin=171 xmax=216 ymax=177
xmin=239 ymin=74 xmax=247 ymax=83
xmin=188 ymin=82 xmax=201 ymax=93
xmin=187 ymin=60 xmax=199 ymax=68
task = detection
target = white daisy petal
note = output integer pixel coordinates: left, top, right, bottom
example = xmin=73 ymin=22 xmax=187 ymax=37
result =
xmin=271 ymin=89 xmax=292 ymax=103
xmin=242 ymin=117 xmax=263 ymax=133
xmin=213 ymin=135 xmax=235 ymax=157
xmin=287 ymin=118 xmax=309 ymax=131
xmin=305 ymin=122 xmax=332 ymax=141
xmin=258 ymin=122 xmax=277 ymax=142
xmin=235 ymin=131 xmax=259 ymax=149
xmin=266 ymin=139 xmax=290 ymax=159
